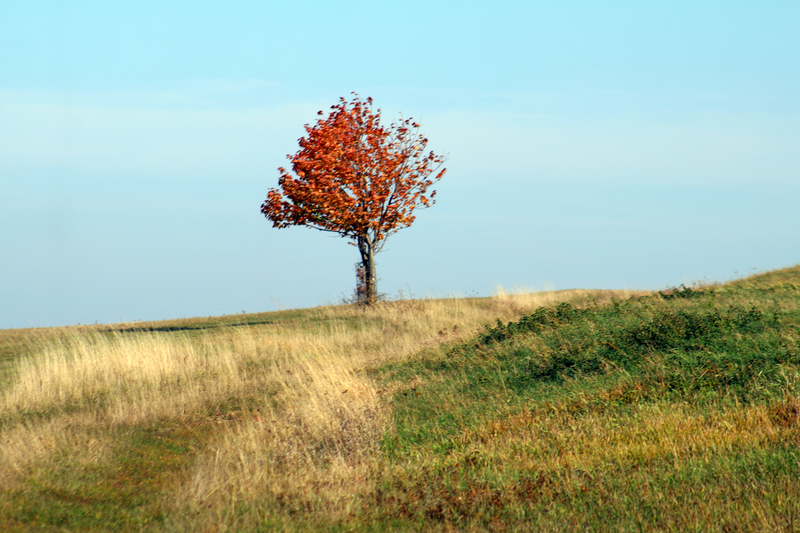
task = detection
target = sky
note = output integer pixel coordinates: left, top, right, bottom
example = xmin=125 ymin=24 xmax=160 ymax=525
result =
xmin=1 ymin=1 xmax=798 ymax=329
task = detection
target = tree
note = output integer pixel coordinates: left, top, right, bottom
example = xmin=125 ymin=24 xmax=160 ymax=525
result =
xmin=261 ymin=94 xmax=447 ymax=305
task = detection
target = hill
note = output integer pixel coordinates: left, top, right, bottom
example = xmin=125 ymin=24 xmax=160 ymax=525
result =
xmin=1 ymin=267 xmax=798 ymax=531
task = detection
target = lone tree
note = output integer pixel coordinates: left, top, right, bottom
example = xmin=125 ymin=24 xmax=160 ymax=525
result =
xmin=261 ymin=94 xmax=447 ymax=305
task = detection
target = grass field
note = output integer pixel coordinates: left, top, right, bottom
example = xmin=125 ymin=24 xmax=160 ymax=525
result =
xmin=1 ymin=267 xmax=798 ymax=531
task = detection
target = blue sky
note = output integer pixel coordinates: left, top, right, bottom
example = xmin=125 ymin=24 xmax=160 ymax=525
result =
xmin=1 ymin=1 xmax=798 ymax=328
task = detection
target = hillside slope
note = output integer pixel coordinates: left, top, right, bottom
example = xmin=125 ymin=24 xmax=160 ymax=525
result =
xmin=0 ymin=267 xmax=798 ymax=531
xmin=368 ymin=265 xmax=800 ymax=531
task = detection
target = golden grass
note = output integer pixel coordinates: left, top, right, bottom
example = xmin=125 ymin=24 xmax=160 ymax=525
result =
xmin=174 ymin=354 xmax=387 ymax=528
xmin=0 ymin=414 xmax=110 ymax=490
xmin=464 ymin=398 xmax=794 ymax=473
xmin=2 ymin=332 xmax=242 ymax=421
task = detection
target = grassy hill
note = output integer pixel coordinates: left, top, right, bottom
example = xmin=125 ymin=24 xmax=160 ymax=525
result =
xmin=1 ymin=267 xmax=798 ymax=531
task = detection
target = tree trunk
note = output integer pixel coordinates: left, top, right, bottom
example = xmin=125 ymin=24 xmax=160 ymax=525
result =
xmin=357 ymin=235 xmax=377 ymax=305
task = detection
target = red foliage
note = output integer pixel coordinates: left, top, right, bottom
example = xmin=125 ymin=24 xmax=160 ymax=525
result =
xmin=261 ymin=94 xmax=447 ymax=246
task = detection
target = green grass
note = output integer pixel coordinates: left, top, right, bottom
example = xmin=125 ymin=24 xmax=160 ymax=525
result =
xmin=361 ymin=266 xmax=800 ymax=531
xmin=1 ymin=266 xmax=799 ymax=531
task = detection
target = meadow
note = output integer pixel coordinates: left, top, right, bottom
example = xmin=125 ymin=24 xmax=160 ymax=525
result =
xmin=1 ymin=266 xmax=798 ymax=531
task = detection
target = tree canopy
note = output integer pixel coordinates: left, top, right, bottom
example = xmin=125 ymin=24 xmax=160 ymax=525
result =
xmin=261 ymin=94 xmax=447 ymax=304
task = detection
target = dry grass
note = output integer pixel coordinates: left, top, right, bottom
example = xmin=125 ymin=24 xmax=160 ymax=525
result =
xmin=465 ymin=398 xmax=794 ymax=473
xmin=2 ymin=331 xmax=242 ymax=422
xmin=174 ymin=354 xmax=387 ymax=528
xmin=0 ymin=413 xmax=110 ymax=490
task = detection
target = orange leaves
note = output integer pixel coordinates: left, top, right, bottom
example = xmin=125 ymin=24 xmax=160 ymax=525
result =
xmin=261 ymin=94 xmax=447 ymax=247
